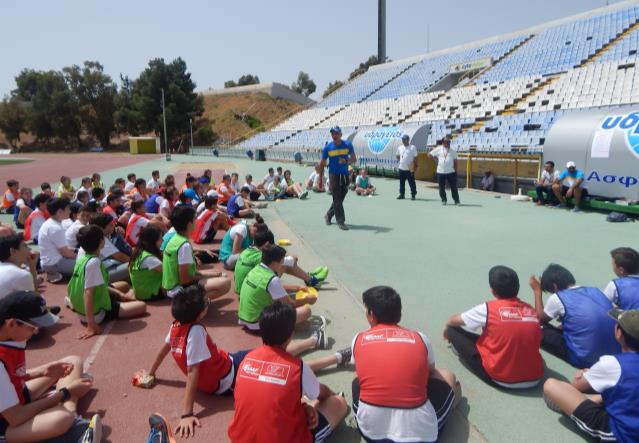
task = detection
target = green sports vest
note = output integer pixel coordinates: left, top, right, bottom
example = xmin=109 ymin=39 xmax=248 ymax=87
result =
xmin=67 ymin=254 xmax=111 ymax=315
xmin=130 ymin=251 xmax=163 ymax=300
xmin=234 ymin=247 xmax=263 ymax=295
xmin=238 ymin=264 xmax=276 ymax=324
xmin=162 ymin=234 xmax=196 ymax=290
xmin=220 ymin=224 xmax=252 ymax=262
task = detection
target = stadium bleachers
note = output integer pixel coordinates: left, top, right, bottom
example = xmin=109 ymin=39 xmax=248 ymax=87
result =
xmin=230 ymin=2 xmax=639 ymax=157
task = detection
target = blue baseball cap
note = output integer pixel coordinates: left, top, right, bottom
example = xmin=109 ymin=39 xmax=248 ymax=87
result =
xmin=329 ymin=126 xmax=342 ymax=134
xmin=402 ymin=134 xmax=410 ymax=140
xmin=182 ymin=188 xmax=197 ymax=200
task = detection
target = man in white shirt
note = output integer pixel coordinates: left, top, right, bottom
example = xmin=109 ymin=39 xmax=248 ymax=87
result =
xmin=39 ymin=198 xmax=77 ymax=280
xmin=396 ymin=134 xmax=418 ymax=200
xmin=535 ymin=160 xmax=560 ymax=206
xmin=147 ymin=170 xmax=161 ymax=193
xmin=428 ymin=136 xmax=460 ymax=205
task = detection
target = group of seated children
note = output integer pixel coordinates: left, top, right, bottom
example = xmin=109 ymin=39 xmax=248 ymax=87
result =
xmin=443 ymin=247 xmax=639 ymax=443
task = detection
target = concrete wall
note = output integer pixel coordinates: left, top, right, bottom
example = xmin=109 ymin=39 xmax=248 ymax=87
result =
xmin=200 ymin=82 xmax=314 ymax=106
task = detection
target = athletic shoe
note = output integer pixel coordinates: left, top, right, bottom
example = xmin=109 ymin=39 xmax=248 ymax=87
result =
xmin=307 ymin=275 xmax=321 ymax=288
xmin=454 ymin=201 xmax=460 ymax=206
xmin=572 ymin=207 xmax=581 ymax=213
xmin=554 ymin=204 xmax=566 ymax=209
xmin=411 ymin=195 xmax=416 ymax=201
xmin=543 ymin=394 xmax=562 ymax=413
xmin=47 ymin=271 xmax=63 ymax=284
xmin=338 ymin=223 xmax=349 ymax=231
xmin=147 ymin=413 xmax=176 ymax=443
xmin=324 ymin=214 xmax=332 ymax=225
xmin=396 ymin=195 xmax=405 ymax=200
xmin=64 ymin=296 xmax=73 ymax=309
xmin=313 ymin=316 xmax=328 ymax=350
xmin=310 ymin=266 xmax=329 ymax=281
xmin=442 ymin=201 xmax=447 ymax=206
xmin=300 ymin=191 xmax=309 ymax=200
xmin=80 ymin=414 xmax=102 ymax=443
xmin=336 ymin=347 xmax=352 ymax=367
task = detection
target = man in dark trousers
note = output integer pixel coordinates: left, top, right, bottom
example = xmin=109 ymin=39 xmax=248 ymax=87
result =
xmin=396 ymin=134 xmax=418 ymax=200
xmin=428 ymin=136 xmax=460 ymax=205
xmin=318 ymin=127 xmax=356 ymax=231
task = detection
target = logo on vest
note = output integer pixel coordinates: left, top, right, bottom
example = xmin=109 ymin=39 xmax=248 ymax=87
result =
xmin=600 ymin=112 xmax=639 ymax=159
xmin=361 ymin=328 xmax=416 ymax=345
xmin=499 ymin=307 xmax=539 ymax=323
xmin=239 ymin=358 xmax=290 ymax=385
xmin=363 ymin=127 xmax=403 ymax=155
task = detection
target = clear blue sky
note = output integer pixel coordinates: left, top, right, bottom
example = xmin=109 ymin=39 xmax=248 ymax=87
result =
xmin=1 ymin=0 xmax=626 ymax=100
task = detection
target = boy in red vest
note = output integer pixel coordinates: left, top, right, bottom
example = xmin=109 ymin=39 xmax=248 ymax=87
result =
xmin=228 ymin=300 xmax=348 ymax=443
xmin=191 ymin=195 xmax=227 ymax=244
xmin=144 ymin=286 xmax=350 ymax=439
xmin=216 ymin=174 xmax=234 ymax=206
xmin=0 ymin=291 xmax=100 ymax=442
xmin=24 ymin=193 xmax=50 ymax=244
xmin=352 ymin=286 xmax=460 ymax=443
xmin=444 ymin=265 xmax=545 ymax=388
xmin=1 ymin=180 xmax=19 ymax=215
xmin=125 ymin=201 xmax=150 ymax=247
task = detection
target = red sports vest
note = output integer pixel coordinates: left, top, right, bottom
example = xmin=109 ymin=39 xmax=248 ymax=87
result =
xmin=24 ymin=209 xmax=49 ymax=241
xmin=354 ymin=324 xmax=429 ymax=408
xmin=168 ymin=321 xmax=231 ymax=394
xmin=216 ymin=184 xmax=232 ymax=204
xmin=0 ymin=344 xmax=28 ymax=406
xmin=228 ymin=345 xmax=310 ymax=443
xmin=103 ymin=205 xmax=118 ymax=220
xmin=2 ymin=190 xmax=18 ymax=209
xmin=476 ymin=298 xmax=544 ymax=384
xmin=131 ymin=187 xmax=147 ymax=201
xmin=191 ymin=210 xmax=216 ymax=244
xmin=125 ymin=214 xmax=148 ymax=246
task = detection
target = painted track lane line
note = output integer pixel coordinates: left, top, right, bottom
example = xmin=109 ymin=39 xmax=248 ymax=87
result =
xmin=83 ymin=321 xmax=115 ymax=373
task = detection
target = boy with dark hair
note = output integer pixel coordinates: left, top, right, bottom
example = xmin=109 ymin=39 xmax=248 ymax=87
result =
xmin=91 ymin=172 xmax=103 ymax=189
xmin=604 ymin=247 xmax=639 ymax=310
xmin=90 ymin=187 xmax=105 ymax=205
xmin=130 ymin=178 xmax=148 ymax=202
xmin=24 ymin=193 xmax=50 ymax=244
xmin=216 ymin=174 xmax=234 ymax=206
xmin=1 ymin=179 xmax=19 ymax=215
xmin=227 ymin=187 xmax=254 ymax=219
xmin=14 ymin=187 xmax=35 ymax=228
xmin=228 ymin=300 xmax=348 ymax=443
xmin=124 ymin=173 xmax=136 ymax=193
xmin=80 ymin=213 xmax=131 ymax=283
xmin=65 ymin=205 xmax=93 ymax=249
xmin=162 ymin=206 xmax=231 ymax=299
xmin=39 ymin=198 xmax=77 ymax=281
xmin=74 ymin=177 xmax=92 ymax=202
xmin=353 ymin=286 xmax=460 ymax=443
xmin=191 ymin=195 xmax=226 ymax=244
xmin=40 ymin=182 xmax=54 ymax=199
xmin=234 ymin=230 xmax=327 ymax=295
xmin=148 ymin=170 xmax=161 ymax=193
xmin=445 ymin=266 xmax=544 ymax=388
xmin=68 ymin=226 xmax=146 ymax=339
xmin=144 ymin=286 xmax=348 ymax=438
xmin=125 ymin=201 xmax=150 ymax=247
xmin=0 ymin=291 xmax=100 ymax=442
xmin=57 ymin=176 xmax=75 ymax=200
xmin=543 ymin=309 xmax=639 ymax=442
xmin=530 ymin=263 xmax=620 ymax=368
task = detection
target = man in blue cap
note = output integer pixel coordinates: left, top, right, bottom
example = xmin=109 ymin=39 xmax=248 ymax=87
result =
xmin=318 ymin=127 xmax=356 ymax=230
xmin=396 ymin=134 xmax=418 ymax=200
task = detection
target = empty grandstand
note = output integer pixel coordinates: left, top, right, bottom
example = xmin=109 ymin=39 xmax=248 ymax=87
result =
xmin=225 ymin=1 xmax=639 ymax=160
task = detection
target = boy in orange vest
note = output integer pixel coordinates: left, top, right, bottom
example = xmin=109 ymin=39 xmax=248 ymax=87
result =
xmin=353 ymin=286 xmax=460 ymax=443
xmin=228 ymin=300 xmax=348 ymax=443
xmin=1 ymin=180 xmax=19 ymax=215
xmin=444 ymin=265 xmax=544 ymax=389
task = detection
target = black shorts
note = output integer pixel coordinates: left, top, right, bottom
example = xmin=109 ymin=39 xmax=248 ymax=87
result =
xmin=311 ymin=411 xmax=331 ymax=443
xmin=105 ymin=299 xmax=121 ymax=321
xmin=570 ymin=399 xmax=615 ymax=441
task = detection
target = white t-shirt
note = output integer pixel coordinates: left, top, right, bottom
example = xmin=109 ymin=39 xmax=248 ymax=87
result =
xmin=262 ymin=174 xmax=275 ymax=186
xmin=544 ymin=293 xmax=567 ymax=319
xmin=396 ymin=144 xmax=418 ymax=171
xmin=234 ymin=195 xmax=245 ymax=208
xmin=124 ymin=181 xmax=135 ymax=193
xmin=178 ymin=242 xmax=194 ymax=265
xmin=16 ymin=198 xmax=29 ymax=209
xmin=84 ymin=257 xmax=105 ymax=289
xmin=350 ymin=331 xmax=439 ymax=442
xmin=230 ymin=181 xmax=241 ymax=194
xmin=140 ymin=255 xmax=162 ymax=270
xmin=238 ymin=264 xmax=287 ymax=330
xmin=229 ymin=223 xmax=248 ymax=242
xmin=61 ymin=218 xmax=74 ymax=230
xmin=540 ymin=169 xmax=561 ymax=185
xmin=77 ymin=237 xmax=119 ymax=261
xmin=29 ymin=210 xmax=47 ymax=242
xmin=243 ymin=182 xmax=256 ymax=192
xmin=267 ymin=182 xmax=286 ymax=194
xmin=583 ymin=355 xmax=622 ymax=392
xmin=430 ymin=146 xmax=458 ymax=174
xmin=0 ymin=262 xmax=35 ymax=299
xmin=602 ymin=277 xmax=639 ymax=305
xmin=148 ymin=179 xmax=160 ymax=192
xmin=65 ymin=220 xmax=85 ymax=248
xmin=128 ymin=216 xmax=149 ymax=245
xmin=160 ymin=198 xmax=172 ymax=216
xmin=74 ymin=186 xmax=89 ymax=201
xmin=0 ymin=341 xmax=26 ymax=414
xmin=39 ymin=218 xmax=68 ymax=266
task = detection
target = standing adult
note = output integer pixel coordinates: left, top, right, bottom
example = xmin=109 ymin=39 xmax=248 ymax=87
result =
xmin=319 ymin=126 xmax=356 ymax=231
xmin=396 ymin=134 xmax=418 ymax=200
xmin=428 ymin=136 xmax=460 ymax=205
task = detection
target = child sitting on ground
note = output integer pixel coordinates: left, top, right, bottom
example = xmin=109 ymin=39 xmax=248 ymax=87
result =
xmin=129 ymin=227 xmax=164 ymax=301
xmin=0 ymin=291 xmax=100 ymax=442
xmin=191 ymin=195 xmax=227 ymax=245
xmin=68 ymin=225 xmax=146 ymax=339
xmin=543 ymin=308 xmax=639 ymax=442
xmin=79 ymin=213 xmax=131 ymax=283
xmin=74 ymin=177 xmax=92 ymax=202
xmin=228 ymin=300 xmax=348 ymax=443
xmin=162 ymin=206 xmax=231 ymax=300
xmin=266 ymin=175 xmax=286 ymax=200
xmin=282 ymin=170 xmax=308 ymax=200
xmin=125 ymin=200 xmax=168 ymax=247
xmin=603 ymin=247 xmax=639 ymax=310
xmin=445 ymin=266 xmax=544 ymax=388
xmin=56 ymin=176 xmax=75 ymax=200
xmin=14 ymin=188 xmax=35 ymax=228
xmin=2 ymin=180 xmax=19 ymax=216
xmin=226 ymin=187 xmax=255 ymax=219
xmin=219 ymin=216 xmax=265 ymax=270
xmin=355 ymin=168 xmax=376 ymax=196
xmin=352 ymin=286 xmax=461 ymax=443
xmin=530 ymin=263 xmax=621 ymax=368
xmin=234 ymin=229 xmax=327 ymax=295
xmin=91 ymin=172 xmax=104 ymax=190
xmin=40 ymin=182 xmax=54 ymax=199
xmin=144 ymin=286 xmax=350 ymax=439
xmin=24 ymin=193 xmax=50 ymax=245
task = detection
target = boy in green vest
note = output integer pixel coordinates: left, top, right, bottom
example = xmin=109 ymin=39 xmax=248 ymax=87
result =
xmin=68 ymin=225 xmax=146 ymax=339
xmin=162 ymin=205 xmax=231 ymax=300
xmin=234 ymin=229 xmax=328 ymax=295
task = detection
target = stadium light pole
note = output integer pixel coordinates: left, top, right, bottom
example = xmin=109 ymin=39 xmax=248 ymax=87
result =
xmin=189 ymin=118 xmax=194 ymax=155
xmin=161 ymin=88 xmax=170 ymax=161
xmin=378 ymin=0 xmax=386 ymax=63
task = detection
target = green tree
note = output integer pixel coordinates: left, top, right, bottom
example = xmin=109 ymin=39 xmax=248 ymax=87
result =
xmin=291 ymin=71 xmax=316 ymax=97
xmin=348 ymin=55 xmax=380 ymax=80
xmin=237 ymin=74 xmax=260 ymax=86
xmin=114 ymin=75 xmax=143 ymax=136
xmin=63 ymin=61 xmax=118 ymax=147
xmin=224 ymin=80 xmax=237 ymax=88
xmin=13 ymin=69 xmax=81 ymax=145
xmin=322 ymin=80 xmax=344 ymax=98
xmin=0 ymin=97 xmax=30 ymax=149
xmin=193 ymin=121 xmax=217 ymax=145
xmin=127 ymin=57 xmax=204 ymax=149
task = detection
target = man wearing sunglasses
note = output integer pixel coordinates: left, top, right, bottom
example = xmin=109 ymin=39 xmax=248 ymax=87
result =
xmin=0 ymin=291 xmax=100 ymax=442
